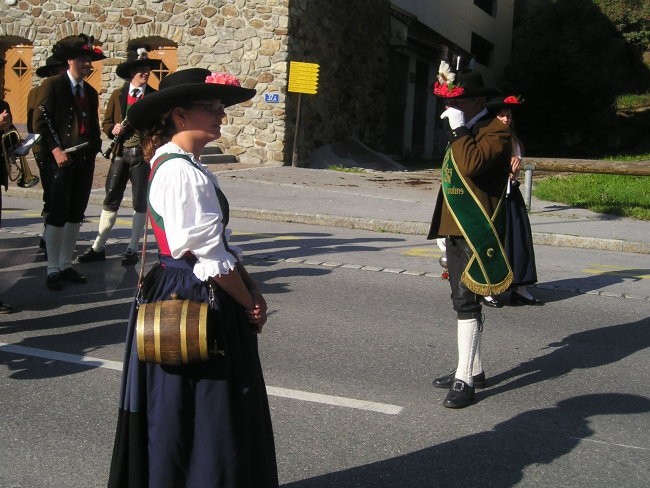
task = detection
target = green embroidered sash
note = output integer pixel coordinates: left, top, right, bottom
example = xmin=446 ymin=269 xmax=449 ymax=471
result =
xmin=441 ymin=147 xmax=512 ymax=295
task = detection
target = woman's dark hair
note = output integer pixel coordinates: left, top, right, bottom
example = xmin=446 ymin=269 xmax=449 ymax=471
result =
xmin=140 ymin=113 xmax=175 ymax=163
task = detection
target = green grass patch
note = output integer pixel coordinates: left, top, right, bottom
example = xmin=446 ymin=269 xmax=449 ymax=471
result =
xmin=601 ymin=153 xmax=650 ymax=162
xmin=327 ymin=164 xmax=365 ymax=173
xmin=533 ymin=174 xmax=650 ymax=220
xmin=615 ymin=93 xmax=650 ymax=112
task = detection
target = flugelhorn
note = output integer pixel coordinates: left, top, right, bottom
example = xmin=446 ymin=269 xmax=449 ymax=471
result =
xmin=1 ymin=129 xmax=40 ymax=188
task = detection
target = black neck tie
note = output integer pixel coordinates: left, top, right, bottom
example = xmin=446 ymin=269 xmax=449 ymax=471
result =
xmin=75 ymin=84 xmax=82 ymax=98
xmin=131 ymin=88 xmax=142 ymax=99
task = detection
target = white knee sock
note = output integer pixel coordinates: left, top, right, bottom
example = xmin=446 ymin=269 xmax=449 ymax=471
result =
xmin=455 ymin=318 xmax=480 ymax=386
xmin=59 ymin=222 xmax=81 ymax=271
xmin=92 ymin=210 xmax=117 ymax=251
xmin=472 ymin=329 xmax=483 ymax=376
xmin=128 ymin=211 xmax=146 ymax=252
xmin=43 ymin=224 xmax=64 ymax=275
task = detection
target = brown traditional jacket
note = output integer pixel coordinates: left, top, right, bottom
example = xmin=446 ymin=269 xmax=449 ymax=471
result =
xmin=427 ymin=114 xmax=512 ymax=239
xmin=33 ymin=72 xmax=102 ymax=155
xmin=102 ymin=83 xmax=156 ymax=138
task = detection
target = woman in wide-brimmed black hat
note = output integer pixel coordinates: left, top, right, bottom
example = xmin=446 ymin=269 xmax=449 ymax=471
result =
xmin=488 ymin=95 xmax=543 ymax=306
xmin=108 ymin=68 xmax=278 ymax=488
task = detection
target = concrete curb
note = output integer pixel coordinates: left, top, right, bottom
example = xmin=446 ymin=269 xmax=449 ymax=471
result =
xmin=7 ymin=187 xmax=649 ymax=255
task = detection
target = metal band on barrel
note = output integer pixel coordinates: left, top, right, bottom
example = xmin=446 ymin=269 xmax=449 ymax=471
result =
xmin=136 ymin=305 xmax=147 ymax=361
xmin=180 ymin=300 xmax=189 ymax=363
xmin=154 ymin=302 xmax=162 ymax=363
xmin=199 ymin=302 xmax=208 ymax=360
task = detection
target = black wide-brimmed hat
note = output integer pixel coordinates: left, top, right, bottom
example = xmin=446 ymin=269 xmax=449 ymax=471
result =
xmin=487 ymin=95 xmax=525 ymax=112
xmin=116 ymin=47 xmax=160 ymax=80
xmin=433 ymin=61 xmax=499 ymax=99
xmin=52 ymin=34 xmax=106 ymax=62
xmin=128 ymin=68 xmax=256 ymax=131
xmin=35 ymin=55 xmax=68 ymax=78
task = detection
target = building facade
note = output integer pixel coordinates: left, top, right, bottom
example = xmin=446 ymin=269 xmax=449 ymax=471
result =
xmin=0 ymin=1 xmax=513 ymax=165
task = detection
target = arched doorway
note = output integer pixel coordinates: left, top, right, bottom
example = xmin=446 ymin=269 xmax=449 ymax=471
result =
xmin=1 ymin=43 xmax=33 ymax=125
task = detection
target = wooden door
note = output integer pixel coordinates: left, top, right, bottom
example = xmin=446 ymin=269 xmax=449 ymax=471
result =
xmin=2 ymin=45 xmax=33 ymax=124
xmin=147 ymin=46 xmax=177 ymax=89
xmin=86 ymin=57 xmax=103 ymax=96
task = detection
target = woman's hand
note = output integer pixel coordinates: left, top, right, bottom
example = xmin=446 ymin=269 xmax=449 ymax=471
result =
xmin=246 ymin=290 xmax=267 ymax=333
xmin=510 ymin=156 xmax=522 ymax=179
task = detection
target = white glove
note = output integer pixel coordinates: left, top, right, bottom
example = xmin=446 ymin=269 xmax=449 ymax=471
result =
xmin=440 ymin=107 xmax=465 ymax=130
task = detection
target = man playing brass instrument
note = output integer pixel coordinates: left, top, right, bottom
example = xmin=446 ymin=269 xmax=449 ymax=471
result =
xmin=77 ymin=46 xmax=157 ymax=266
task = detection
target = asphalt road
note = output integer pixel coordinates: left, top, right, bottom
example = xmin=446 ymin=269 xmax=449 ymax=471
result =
xmin=1 ymin=197 xmax=649 ymax=487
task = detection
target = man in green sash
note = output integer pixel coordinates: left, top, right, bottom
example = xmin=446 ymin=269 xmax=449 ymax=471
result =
xmin=427 ymin=64 xmax=513 ymax=409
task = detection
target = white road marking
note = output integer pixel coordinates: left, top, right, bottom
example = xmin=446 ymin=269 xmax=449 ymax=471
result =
xmin=0 ymin=342 xmax=403 ymax=415
xmin=569 ymin=436 xmax=649 ymax=451
xmin=266 ymin=386 xmax=402 ymax=415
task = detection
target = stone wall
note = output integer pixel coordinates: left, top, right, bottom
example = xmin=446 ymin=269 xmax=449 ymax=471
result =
xmin=0 ymin=0 xmax=289 ymax=165
xmin=1 ymin=0 xmax=392 ymax=165
xmin=286 ymin=0 xmax=391 ymax=162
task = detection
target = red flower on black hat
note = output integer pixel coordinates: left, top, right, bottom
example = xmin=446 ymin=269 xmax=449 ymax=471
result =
xmin=432 ymin=60 xmax=465 ymax=98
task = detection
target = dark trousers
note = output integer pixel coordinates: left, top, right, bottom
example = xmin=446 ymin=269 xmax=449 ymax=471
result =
xmin=103 ymin=146 xmax=149 ymax=213
xmin=34 ymin=153 xmax=51 ymax=215
xmin=445 ymin=237 xmax=482 ymax=319
xmin=44 ymin=151 xmax=95 ymax=227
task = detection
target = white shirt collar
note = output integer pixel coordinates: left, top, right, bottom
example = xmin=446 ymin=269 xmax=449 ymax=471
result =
xmin=67 ymin=71 xmax=84 ymax=93
xmin=129 ymin=85 xmax=144 ymax=96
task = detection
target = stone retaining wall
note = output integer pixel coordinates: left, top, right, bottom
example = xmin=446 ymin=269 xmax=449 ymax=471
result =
xmin=1 ymin=0 xmax=392 ymax=166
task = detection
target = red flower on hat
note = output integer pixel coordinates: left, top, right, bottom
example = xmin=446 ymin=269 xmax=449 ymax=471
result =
xmin=432 ymin=60 xmax=464 ymax=97
xmin=433 ymin=81 xmax=465 ymax=98
xmin=503 ymin=95 xmax=523 ymax=105
xmin=205 ymin=72 xmax=241 ymax=87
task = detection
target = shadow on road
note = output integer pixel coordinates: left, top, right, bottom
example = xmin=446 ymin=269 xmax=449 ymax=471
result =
xmin=481 ymin=316 xmax=650 ymax=398
xmin=283 ymin=392 xmax=650 ymax=487
xmin=535 ymin=268 xmax=650 ymax=303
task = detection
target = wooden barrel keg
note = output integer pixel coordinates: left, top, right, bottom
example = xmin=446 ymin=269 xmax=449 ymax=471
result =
xmin=136 ymin=299 xmax=210 ymax=364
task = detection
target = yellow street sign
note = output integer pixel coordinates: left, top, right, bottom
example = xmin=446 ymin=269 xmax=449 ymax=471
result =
xmin=288 ymin=61 xmax=319 ymax=94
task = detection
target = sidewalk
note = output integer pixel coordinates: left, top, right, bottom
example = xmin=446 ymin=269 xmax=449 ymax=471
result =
xmin=7 ymin=157 xmax=650 ymax=255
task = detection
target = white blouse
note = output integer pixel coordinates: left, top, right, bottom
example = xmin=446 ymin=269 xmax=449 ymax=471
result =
xmin=148 ymin=142 xmax=242 ymax=281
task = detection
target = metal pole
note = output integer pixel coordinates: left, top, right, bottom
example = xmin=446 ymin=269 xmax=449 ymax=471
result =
xmin=291 ymin=93 xmax=302 ymax=167
xmin=523 ymin=163 xmax=534 ymax=211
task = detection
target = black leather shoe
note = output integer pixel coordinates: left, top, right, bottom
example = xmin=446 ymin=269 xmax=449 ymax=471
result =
xmin=46 ymin=272 xmax=63 ymax=290
xmin=511 ymin=291 xmax=544 ymax=306
xmin=433 ymin=370 xmax=486 ymax=389
xmin=481 ymin=297 xmax=503 ymax=308
xmin=76 ymin=247 xmax=106 ymax=263
xmin=121 ymin=249 xmax=139 ymax=266
xmin=59 ymin=267 xmax=87 ymax=283
xmin=443 ymin=379 xmax=476 ymax=409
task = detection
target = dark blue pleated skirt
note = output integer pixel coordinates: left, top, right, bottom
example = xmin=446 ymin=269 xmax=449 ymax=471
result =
xmin=108 ymin=256 xmax=278 ymax=488
xmin=505 ymin=182 xmax=538 ymax=287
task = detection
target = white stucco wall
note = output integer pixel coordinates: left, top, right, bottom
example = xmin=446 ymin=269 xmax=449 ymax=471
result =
xmin=391 ymin=0 xmax=514 ymax=85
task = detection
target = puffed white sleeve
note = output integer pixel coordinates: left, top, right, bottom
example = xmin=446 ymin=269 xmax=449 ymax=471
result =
xmin=149 ymin=159 xmax=238 ymax=281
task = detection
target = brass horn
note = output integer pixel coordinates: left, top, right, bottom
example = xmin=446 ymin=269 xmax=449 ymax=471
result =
xmin=1 ymin=129 xmax=40 ymax=188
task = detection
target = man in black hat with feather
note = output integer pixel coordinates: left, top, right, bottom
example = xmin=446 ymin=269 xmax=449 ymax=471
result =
xmin=428 ymin=63 xmax=513 ymax=409
xmin=77 ymin=46 xmax=158 ymax=266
